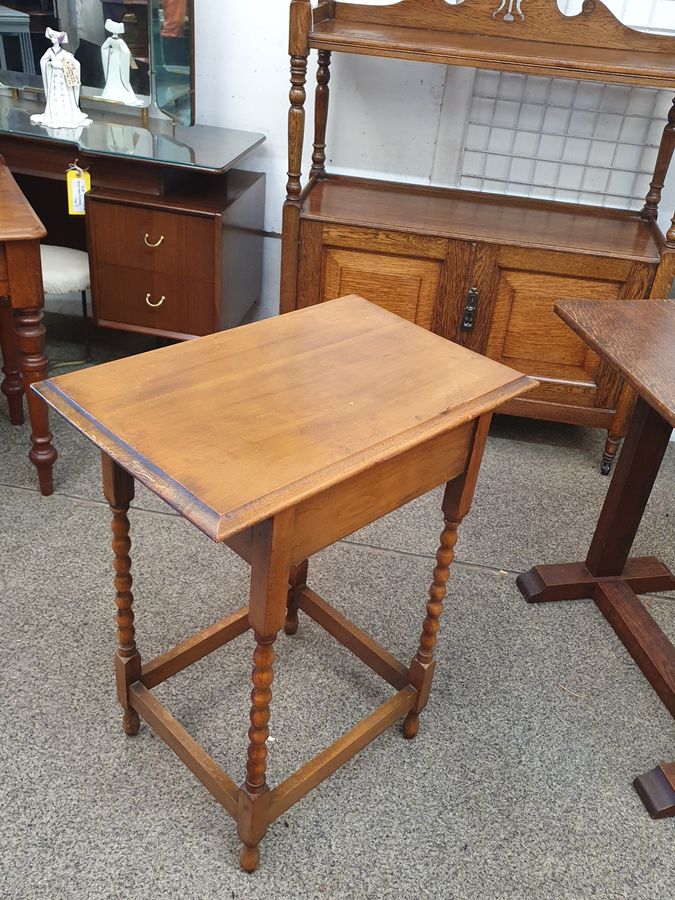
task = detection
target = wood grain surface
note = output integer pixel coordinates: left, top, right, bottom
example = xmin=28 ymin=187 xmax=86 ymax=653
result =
xmin=556 ymin=299 xmax=675 ymax=427
xmin=0 ymin=155 xmax=46 ymax=243
xmin=309 ymin=0 xmax=675 ymax=87
xmin=35 ymin=295 xmax=533 ymax=542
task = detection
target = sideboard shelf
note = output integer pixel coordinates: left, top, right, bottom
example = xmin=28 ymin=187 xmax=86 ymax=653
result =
xmin=301 ymin=176 xmax=663 ymax=262
xmin=282 ymin=0 xmax=675 ymax=474
xmin=309 ymin=0 xmax=675 ymax=88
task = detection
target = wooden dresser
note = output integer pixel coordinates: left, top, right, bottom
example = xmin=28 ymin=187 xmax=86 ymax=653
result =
xmin=281 ymin=0 xmax=675 ymax=473
xmin=0 ymin=98 xmax=266 ymax=340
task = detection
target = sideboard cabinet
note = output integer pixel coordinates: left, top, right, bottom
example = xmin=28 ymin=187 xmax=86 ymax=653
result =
xmin=0 ymin=97 xmax=266 ymax=340
xmin=282 ymin=0 xmax=675 ymax=473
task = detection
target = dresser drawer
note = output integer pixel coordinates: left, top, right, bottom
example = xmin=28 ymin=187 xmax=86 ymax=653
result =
xmin=88 ymin=198 xmax=216 ymax=279
xmin=93 ymin=264 xmax=216 ymax=337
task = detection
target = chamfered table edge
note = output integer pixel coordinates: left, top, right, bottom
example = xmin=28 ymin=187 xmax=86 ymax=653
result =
xmin=33 ymin=373 xmax=534 ymax=543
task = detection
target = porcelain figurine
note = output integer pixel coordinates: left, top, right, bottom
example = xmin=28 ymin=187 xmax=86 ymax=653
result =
xmin=100 ymin=19 xmax=143 ymax=107
xmin=30 ymin=28 xmax=92 ymax=129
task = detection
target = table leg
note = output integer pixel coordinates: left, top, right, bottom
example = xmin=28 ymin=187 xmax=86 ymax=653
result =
xmin=238 ymin=510 xmax=294 ymax=872
xmin=13 ymin=305 xmax=57 ymax=495
xmin=102 ymin=454 xmax=141 ymax=737
xmin=517 ymin=397 xmax=675 ymax=818
xmin=284 ymin=559 xmax=308 ymax=636
xmin=0 ymin=296 xmax=24 ymax=424
xmin=404 ymin=414 xmax=492 ymax=740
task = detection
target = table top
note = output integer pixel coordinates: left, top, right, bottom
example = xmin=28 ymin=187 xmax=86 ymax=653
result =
xmin=0 ymin=155 xmax=45 ymax=242
xmin=36 ymin=296 xmax=533 ymax=542
xmin=0 ymin=97 xmax=265 ymax=174
xmin=556 ymin=299 xmax=675 ymax=428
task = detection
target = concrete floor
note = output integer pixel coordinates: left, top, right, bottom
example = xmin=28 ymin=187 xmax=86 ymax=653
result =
xmin=1 ymin=318 xmax=674 ymax=899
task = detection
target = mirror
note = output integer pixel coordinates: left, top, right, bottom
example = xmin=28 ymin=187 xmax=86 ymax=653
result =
xmin=150 ymin=0 xmax=194 ymax=125
xmin=0 ymin=0 xmax=194 ymax=121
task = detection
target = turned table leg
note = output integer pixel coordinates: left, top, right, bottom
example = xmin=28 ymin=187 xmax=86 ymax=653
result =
xmin=403 ymin=515 xmax=460 ymax=740
xmin=0 ymin=296 xmax=24 ymax=424
xmin=404 ymin=415 xmax=492 ymax=739
xmin=13 ymin=305 xmax=56 ymax=495
xmin=238 ymin=510 xmax=294 ymax=872
xmin=102 ymin=454 xmax=142 ymax=736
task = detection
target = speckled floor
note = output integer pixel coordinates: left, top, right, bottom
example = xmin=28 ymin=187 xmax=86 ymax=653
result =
xmin=1 ymin=316 xmax=674 ymax=899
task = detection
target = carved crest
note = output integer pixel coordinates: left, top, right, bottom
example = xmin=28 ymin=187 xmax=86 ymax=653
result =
xmin=493 ymin=0 xmax=525 ymax=22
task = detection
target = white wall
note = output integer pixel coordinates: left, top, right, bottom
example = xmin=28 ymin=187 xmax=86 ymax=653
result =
xmin=195 ymin=1 xmax=675 ymax=316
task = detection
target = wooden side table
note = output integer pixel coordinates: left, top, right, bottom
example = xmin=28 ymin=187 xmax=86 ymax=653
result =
xmin=35 ymin=296 xmax=533 ymax=870
xmin=0 ymin=156 xmax=56 ymax=495
xmin=518 ymin=298 xmax=675 ymax=820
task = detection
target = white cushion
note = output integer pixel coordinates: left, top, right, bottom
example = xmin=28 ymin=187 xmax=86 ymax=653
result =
xmin=40 ymin=244 xmax=91 ymax=295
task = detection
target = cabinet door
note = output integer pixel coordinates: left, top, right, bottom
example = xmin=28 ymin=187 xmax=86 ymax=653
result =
xmin=476 ymin=246 xmax=654 ymax=417
xmin=297 ymin=221 xmax=450 ymax=329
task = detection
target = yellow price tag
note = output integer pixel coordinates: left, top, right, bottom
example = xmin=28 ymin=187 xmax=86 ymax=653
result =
xmin=66 ymin=167 xmax=91 ymax=216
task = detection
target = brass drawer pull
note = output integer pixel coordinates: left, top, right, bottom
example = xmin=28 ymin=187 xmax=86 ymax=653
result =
xmin=144 ymin=233 xmax=165 ymax=248
xmin=145 ymin=293 xmax=166 ymax=308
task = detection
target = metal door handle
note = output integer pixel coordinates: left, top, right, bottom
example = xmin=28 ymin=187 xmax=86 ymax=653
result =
xmin=145 ymin=293 xmax=165 ymax=308
xmin=461 ymin=287 xmax=479 ymax=331
xmin=144 ymin=233 xmax=165 ymax=248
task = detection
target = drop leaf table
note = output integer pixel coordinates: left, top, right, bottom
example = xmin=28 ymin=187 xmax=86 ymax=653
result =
xmin=518 ymin=297 xmax=675 ymax=820
xmin=35 ymin=295 xmax=533 ymax=870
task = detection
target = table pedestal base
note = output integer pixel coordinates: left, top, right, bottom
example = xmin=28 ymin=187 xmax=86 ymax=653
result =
xmin=518 ymin=559 xmax=675 ymax=819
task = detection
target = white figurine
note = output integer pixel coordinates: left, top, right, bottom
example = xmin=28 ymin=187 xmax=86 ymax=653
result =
xmin=101 ymin=19 xmax=143 ymax=107
xmin=30 ymin=28 xmax=92 ymax=129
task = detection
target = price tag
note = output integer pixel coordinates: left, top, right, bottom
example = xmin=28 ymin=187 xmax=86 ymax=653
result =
xmin=66 ymin=165 xmax=91 ymax=216
xmin=62 ymin=55 xmax=81 ymax=87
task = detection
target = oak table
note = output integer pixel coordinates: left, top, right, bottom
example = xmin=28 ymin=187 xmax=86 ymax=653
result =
xmin=0 ymin=156 xmax=56 ymax=494
xmin=35 ymin=295 xmax=532 ymax=871
xmin=518 ymin=298 xmax=675 ymax=820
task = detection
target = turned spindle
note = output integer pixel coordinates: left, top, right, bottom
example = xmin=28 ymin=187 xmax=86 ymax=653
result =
xmin=111 ymin=502 xmax=141 ymax=735
xmin=403 ymin=518 xmax=459 ymax=739
xmin=13 ymin=306 xmax=56 ymax=495
xmin=641 ymin=96 xmax=675 ymax=223
xmin=311 ymin=50 xmax=332 ymax=178
xmin=245 ymin=634 xmax=276 ymax=794
xmin=284 ymin=559 xmax=308 ymax=636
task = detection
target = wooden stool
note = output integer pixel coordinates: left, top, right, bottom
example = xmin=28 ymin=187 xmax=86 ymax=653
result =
xmin=35 ymin=296 xmax=533 ymax=871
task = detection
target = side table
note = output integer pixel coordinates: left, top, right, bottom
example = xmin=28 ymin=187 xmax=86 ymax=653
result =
xmin=0 ymin=156 xmax=56 ymax=495
xmin=35 ymin=295 xmax=533 ymax=870
xmin=518 ymin=298 xmax=675 ymax=820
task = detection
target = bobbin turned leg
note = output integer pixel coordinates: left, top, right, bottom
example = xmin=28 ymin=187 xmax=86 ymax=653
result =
xmin=403 ymin=515 xmax=459 ymax=740
xmin=238 ymin=510 xmax=294 ymax=872
xmin=284 ymin=559 xmax=308 ymax=636
xmin=14 ymin=305 xmax=56 ymax=495
xmin=404 ymin=415 xmax=492 ymax=740
xmin=0 ymin=297 xmax=24 ymax=424
xmin=102 ymin=453 xmax=141 ymax=736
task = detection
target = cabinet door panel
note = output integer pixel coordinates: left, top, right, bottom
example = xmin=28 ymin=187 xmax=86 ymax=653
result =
xmin=322 ymin=248 xmax=440 ymax=329
xmin=482 ymin=249 xmax=654 ymax=411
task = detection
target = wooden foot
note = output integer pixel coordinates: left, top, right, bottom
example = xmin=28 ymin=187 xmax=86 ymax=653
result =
xmin=634 ymin=763 xmax=675 ymax=819
xmin=13 ymin=306 xmax=56 ymax=494
xmin=103 ymin=456 xmax=142 ymax=734
xmin=0 ymin=298 xmax=24 ymax=424
xmin=240 ymin=844 xmax=260 ymax=873
xmin=402 ymin=711 xmax=419 ymax=740
xmin=122 ymin=708 xmax=140 ymax=736
xmin=284 ymin=560 xmax=308 ymax=636
xmin=517 ymin=558 xmax=675 ymax=604
xmin=601 ymin=442 xmax=619 ymax=476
